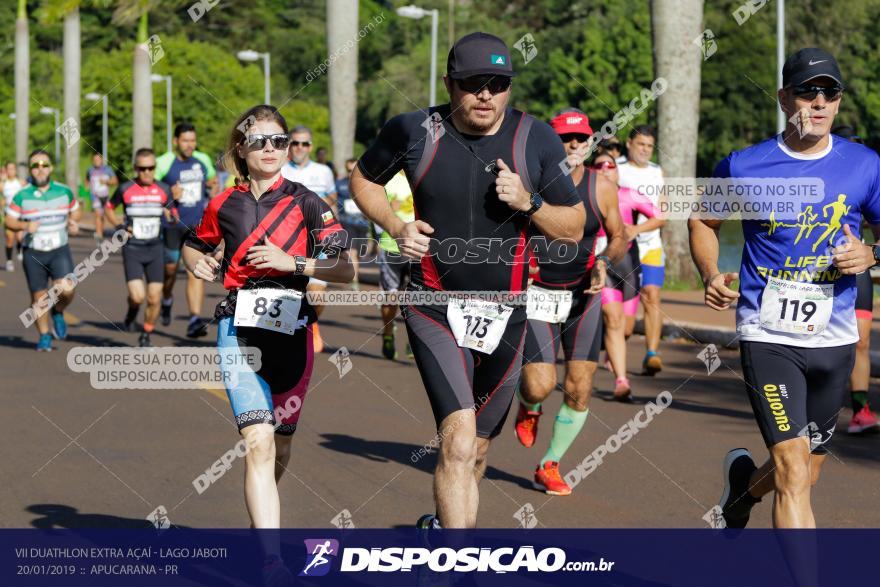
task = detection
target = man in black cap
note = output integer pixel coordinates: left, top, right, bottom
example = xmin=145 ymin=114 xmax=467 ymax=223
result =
xmin=351 ymin=32 xmax=587 ymax=528
xmin=691 ymin=48 xmax=880 ymax=528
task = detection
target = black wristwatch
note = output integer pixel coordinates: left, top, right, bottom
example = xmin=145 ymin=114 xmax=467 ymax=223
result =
xmin=524 ymin=193 xmax=543 ymax=217
xmin=872 ymin=245 xmax=880 ymax=267
xmin=293 ymin=256 xmax=307 ymax=276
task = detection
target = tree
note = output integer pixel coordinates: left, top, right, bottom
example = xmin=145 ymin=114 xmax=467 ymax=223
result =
xmin=15 ymin=0 xmax=29 ymax=178
xmin=651 ymin=0 xmax=703 ymax=284
xmin=327 ymin=0 xmax=359 ymax=176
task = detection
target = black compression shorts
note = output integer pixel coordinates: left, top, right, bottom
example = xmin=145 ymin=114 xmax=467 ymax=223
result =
xmin=740 ymin=341 xmax=855 ymax=455
xmin=403 ymin=303 xmax=527 ymax=439
xmin=22 ymin=245 xmax=74 ymax=294
xmin=855 ymin=270 xmax=872 ymax=317
xmin=122 ymin=242 xmax=164 ymax=283
xmin=605 ymin=245 xmax=641 ymax=301
xmin=523 ymin=291 xmax=602 ymax=364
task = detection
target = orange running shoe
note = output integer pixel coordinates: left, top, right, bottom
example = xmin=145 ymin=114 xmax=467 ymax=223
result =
xmin=312 ymin=323 xmax=324 ymax=353
xmin=533 ymin=461 xmax=572 ymax=496
xmin=514 ymin=402 xmax=542 ymax=447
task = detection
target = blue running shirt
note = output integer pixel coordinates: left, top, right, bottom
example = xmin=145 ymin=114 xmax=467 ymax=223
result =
xmin=713 ymin=134 xmax=880 ymax=347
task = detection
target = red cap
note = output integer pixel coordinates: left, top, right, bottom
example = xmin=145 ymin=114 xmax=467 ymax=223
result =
xmin=550 ymin=111 xmax=593 ymax=136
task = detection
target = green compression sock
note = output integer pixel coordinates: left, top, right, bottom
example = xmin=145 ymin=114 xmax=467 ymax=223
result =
xmin=516 ymin=388 xmax=541 ymax=412
xmin=540 ymin=404 xmax=589 ymax=466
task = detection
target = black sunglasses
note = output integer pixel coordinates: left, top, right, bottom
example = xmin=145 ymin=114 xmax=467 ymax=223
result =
xmin=30 ymin=161 xmax=51 ymax=169
xmin=791 ymin=84 xmax=843 ymax=101
xmin=244 ymin=134 xmax=291 ymax=150
xmin=290 ymin=140 xmax=312 ymax=148
xmin=135 ymin=165 xmax=156 ymax=172
xmin=560 ymin=133 xmax=591 ymax=144
xmin=456 ymin=76 xmax=512 ymax=94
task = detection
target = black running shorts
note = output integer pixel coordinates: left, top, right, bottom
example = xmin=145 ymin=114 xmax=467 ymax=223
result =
xmin=740 ymin=341 xmax=855 ymax=455
xmin=403 ymin=303 xmax=527 ymax=439
xmin=523 ymin=291 xmax=602 ymax=364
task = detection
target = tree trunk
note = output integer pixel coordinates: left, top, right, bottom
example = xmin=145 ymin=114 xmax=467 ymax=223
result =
xmin=326 ymin=0 xmax=359 ymax=178
xmin=132 ymin=12 xmax=153 ymax=157
xmin=651 ymin=0 xmax=703 ymax=285
xmin=63 ymin=8 xmax=81 ymax=189
xmin=15 ymin=0 xmax=29 ymax=178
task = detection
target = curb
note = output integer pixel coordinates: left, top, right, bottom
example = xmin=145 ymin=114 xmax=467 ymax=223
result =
xmin=634 ymin=318 xmax=739 ymax=350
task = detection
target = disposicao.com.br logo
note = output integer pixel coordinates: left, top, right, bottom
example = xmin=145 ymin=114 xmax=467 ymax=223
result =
xmin=300 ymin=539 xmax=339 ymax=577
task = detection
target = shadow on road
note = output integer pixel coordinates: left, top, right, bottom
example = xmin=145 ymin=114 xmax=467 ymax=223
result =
xmin=27 ymin=504 xmax=158 ymax=529
xmin=318 ymin=433 xmax=534 ymax=491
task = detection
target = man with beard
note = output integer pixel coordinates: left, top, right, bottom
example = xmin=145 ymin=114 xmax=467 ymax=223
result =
xmin=351 ymin=32 xmax=585 ymax=528
xmin=5 ymin=150 xmax=82 ymax=351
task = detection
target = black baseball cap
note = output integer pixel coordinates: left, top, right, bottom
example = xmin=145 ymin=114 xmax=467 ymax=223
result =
xmin=782 ymin=48 xmax=844 ymax=88
xmin=447 ymin=32 xmax=517 ymax=80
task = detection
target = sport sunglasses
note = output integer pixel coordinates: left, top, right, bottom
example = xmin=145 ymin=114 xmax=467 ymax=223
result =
xmin=791 ymin=84 xmax=843 ymax=101
xmin=243 ymin=134 xmax=291 ymax=150
xmin=456 ymin=76 xmax=512 ymax=94
xmin=30 ymin=161 xmax=51 ymax=169
xmin=590 ymin=161 xmax=617 ymax=171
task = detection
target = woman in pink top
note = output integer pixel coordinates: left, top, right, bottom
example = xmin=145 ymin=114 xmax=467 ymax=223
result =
xmin=592 ymin=152 xmax=660 ymax=400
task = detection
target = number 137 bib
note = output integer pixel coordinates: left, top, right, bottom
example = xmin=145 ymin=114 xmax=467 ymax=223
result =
xmin=759 ymin=277 xmax=833 ymax=335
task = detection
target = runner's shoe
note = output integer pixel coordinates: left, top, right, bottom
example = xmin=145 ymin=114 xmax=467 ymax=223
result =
xmin=312 ymin=323 xmax=324 ymax=353
xmin=612 ymin=377 xmax=632 ymax=402
xmin=4 ymin=260 xmax=13 ymax=272
xmin=382 ymin=333 xmax=397 ymax=360
xmin=138 ymin=332 xmax=152 ymax=348
xmin=514 ymin=402 xmax=542 ymax=447
xmin=643 ymin=351 xmax=662 ymax=375
xmin=186 ymin=316 xmax=208 ymax=338
xmin=36 ymin=333 xmax=53 ymax=352
xmin=718 ymin=448 xmax=760 ymax=529
xmin=416 ymin=514 xmax=441 ymax=529
xmin=160 ymin=299 xmax=172 ymax=326
xmin=533 ymin=461 xmax=572 ymax=496
xmin=405 ymin=342 xmax=414 ymax=359
xmin=848 ymin=405 xmax=879 ymax=434
xmin=51 ymin=312 xmax=68 ymax=340
xmin=16 ymin=249 xmax=22 ymax=261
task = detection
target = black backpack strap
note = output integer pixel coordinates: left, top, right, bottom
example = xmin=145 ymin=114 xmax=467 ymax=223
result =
xmin=512 ymin=112 xmax=535 ymax=194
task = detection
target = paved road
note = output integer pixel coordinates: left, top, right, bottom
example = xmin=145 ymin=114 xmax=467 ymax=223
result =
xmin=1 ymin=234 xmax=878 ymax=530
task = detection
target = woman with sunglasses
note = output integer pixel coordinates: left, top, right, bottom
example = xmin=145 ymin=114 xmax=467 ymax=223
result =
xmin=182 ymin=105 xmax=353 ymax=577
xmin=592 ymin=152 xmax=660 ymax=400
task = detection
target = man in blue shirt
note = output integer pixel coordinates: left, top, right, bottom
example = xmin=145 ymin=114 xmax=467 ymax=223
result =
xmin=691 ymin=49 xmax=880 ymax=529
xmin=156 ymin=123 xmax=217 ymax=338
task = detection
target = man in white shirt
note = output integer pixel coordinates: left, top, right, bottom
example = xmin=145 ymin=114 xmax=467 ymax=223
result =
xmin=616 ymin=125 xmax=666 ymax=375
xmin=281 ymin=125 xmax=338 ymax=353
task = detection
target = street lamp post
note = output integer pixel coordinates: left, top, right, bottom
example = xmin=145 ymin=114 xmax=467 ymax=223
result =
xmin=85 ymin=92 xmax=108 ymax=162
xmin=397 ymin=4 xmax=439 ymax=106
xmin=150 ymin=74 xmax=173 ymax=153
xmin=237 ymin=50 xmax=271 ymax=104
xmin=39 ymin=106 xmax=60 ymax=165
xmin=777 ymin=0 xmax=785 ymax=133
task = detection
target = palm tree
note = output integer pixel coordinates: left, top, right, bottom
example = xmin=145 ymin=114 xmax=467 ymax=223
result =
xmin=326 ymin=0 xmax=359 ymax=178
xmin=112 ymin=1 xmax=166 ymax=156
xmin=15 ymin=0 xmax=29 ymax=178
xmin=651 ymin=0 xmax=704 ymax=284
xmin=40 ymin=1 xmax=82 ymax=189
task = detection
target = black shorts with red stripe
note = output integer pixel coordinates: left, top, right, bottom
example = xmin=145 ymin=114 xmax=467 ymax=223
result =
xmin=402 ymin=302 xmax=527 ymax=439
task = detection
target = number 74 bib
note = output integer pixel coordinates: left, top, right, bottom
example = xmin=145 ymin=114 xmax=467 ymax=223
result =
xmin=759 ymin=277 xmax=833 ymax=335
xmin=447 ymin=299 xmax=514 ymax=354
xmin=234 ymin=289 xmax=304 ymax=335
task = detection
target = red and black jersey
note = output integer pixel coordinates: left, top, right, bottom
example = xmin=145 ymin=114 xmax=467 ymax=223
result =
xmin=184 ymin=176 xmax=348 ymax=296
xmin=107 ymin=180 xmax=173 ymax=245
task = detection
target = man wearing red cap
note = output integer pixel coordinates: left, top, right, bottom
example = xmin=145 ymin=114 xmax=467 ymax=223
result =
xmin=514 ymin=108 xmax=626 ymax=496
xmin=351 ymin=32 xmax=586 ymax=528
